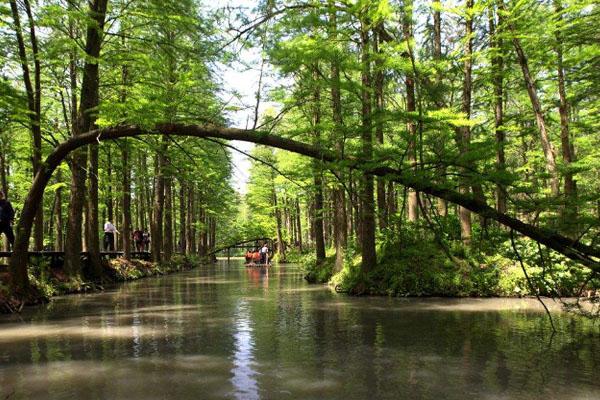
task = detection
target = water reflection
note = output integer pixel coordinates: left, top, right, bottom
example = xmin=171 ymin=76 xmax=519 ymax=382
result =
xmin=230 ymin=300 xmax=259 ymax=399
xmin=0 ymin=260 xmax=598 ymax=400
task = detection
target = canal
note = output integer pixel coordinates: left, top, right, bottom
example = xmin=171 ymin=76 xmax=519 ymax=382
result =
xmin=1 ymin=260 xmax=598 ymax=399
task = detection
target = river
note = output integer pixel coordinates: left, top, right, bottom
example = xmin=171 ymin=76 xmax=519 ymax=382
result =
xmin=0 ymin=260 xmax=598 ymax=399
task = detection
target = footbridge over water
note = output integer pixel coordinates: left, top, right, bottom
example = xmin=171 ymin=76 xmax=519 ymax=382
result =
xmin=209 ymin=238 xmax=276 ymax=260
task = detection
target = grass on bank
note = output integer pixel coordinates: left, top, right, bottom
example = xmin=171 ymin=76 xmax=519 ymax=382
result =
xmin=301 ymin=224 xmax=599 ymax=298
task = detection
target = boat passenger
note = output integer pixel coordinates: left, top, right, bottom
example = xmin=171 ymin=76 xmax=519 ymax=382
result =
xmin=260 ymin=243 xmax=269 ymax=265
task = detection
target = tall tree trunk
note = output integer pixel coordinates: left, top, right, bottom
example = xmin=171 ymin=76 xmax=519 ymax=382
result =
xmin=186 ymin=187 xmax=195 ymax=254
xmin=9 ymin=0 xmax=43 ymax=251
xmin=164 ymin=178 xmax=173 ymax=260
xmin=119 ymin=59 xmax=131 ymax=259
xmin=64 ymin=0 xmax=108 ymax=279
xmin=311 ymin=67 xmax=326 ymax=264
xmin=0 ymin=149 xmax=9 ymax=252
xmin=328 ymin=4 xmax=347 ymax=272
xmin=553 ymin=0 xmax=577 ymax=229
xmin=151 ymin=140 xmax=166 ymax=263
xmin=142 ymin=151 xmax=152 ymax=229
xmin=179 ymin=181 xmax=186 ymax=253
xmin=387 ymin=181 xmax=397 ymax=220
xmin=210 ymin=217 xmax=216 ymax=256
xmin=122 ymin=139 xmax=131 ymax=260
xmin=295 ymin=199 xmax=303 ymax=252
xmin=403 ymin=2 xmax=419 ymax=223
xmin=490 ymin=2 xmax=507 ymax=215
xmin=360 ymin=18 xmax=377 ymax=273
xmin=433 ymin=0 xmax=448 ymax=217
xmin=199 ymin=206 xmax=207 ymax=257
xmin=24 ymin=0 xmax=43 ymax=251
xmin=273 ymin=188 xmax=286 ymax=261
xmin=457 ymin=0 xmax=474 ymax=244
xmin=86 ymin=140 xmax=101 ymax=276
xmin=374 ymin=24 xmax=387 ymax=230
xmin=0 ymin=142 xmax=9 ymax=258
xmin=106 ymin=147 xmax=114 ymax=221
xmin=53 ymin=170 xmax=63 ymax=251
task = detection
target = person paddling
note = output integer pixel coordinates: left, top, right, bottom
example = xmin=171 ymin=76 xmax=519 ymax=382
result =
xmin=103 ymin=220 xmax=119 ymax=251
xmin=0 ymin=191 xmax=15 ymax=249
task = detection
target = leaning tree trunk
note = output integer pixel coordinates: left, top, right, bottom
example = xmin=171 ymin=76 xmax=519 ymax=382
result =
xmin=504 ymin=0 xmax=560 ymax=197
xmin=7 ymin=123 xmax=600 ymax=295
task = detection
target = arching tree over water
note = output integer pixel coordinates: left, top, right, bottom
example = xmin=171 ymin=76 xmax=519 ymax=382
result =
xmin=0 ymin=0 xmax=598 ymax=305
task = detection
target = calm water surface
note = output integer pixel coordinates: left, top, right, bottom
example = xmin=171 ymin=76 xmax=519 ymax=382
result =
xmin=0 ymin=260 xmax=598 ymax=399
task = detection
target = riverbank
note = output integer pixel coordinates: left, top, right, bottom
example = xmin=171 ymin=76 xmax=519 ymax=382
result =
xmin=301 ymin=230 xmax=599 ymax=302
xmin=0 ymin=255 xmax=203 ymax=314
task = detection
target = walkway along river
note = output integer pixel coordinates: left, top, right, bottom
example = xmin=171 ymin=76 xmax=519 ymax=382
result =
xmin=0 ymin=260 xmax=598 ymax=399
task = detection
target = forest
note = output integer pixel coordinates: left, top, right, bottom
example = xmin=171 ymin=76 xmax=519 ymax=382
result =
xmin=0 ymin=0 xmax=599 ymax=316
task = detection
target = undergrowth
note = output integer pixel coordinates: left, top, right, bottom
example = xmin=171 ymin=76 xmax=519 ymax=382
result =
xmin=314 ymin=223 xmax=599 ymax=298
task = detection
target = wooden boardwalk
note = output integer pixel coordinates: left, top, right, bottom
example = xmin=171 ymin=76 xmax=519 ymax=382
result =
xmin=0 ymin=237 xmax=275 ymax=272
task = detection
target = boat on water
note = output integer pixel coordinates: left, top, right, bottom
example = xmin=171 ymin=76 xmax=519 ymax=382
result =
xmin=244 ymin=249 xmax=271 ymax=268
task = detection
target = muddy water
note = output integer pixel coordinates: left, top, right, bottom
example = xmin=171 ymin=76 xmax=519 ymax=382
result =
xmin=0 ymin=260 xmax=598 ymax=399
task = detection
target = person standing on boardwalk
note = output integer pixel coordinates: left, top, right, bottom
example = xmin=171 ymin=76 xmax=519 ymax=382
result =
xmin=103 ymin=220 xmax=119 ymax=251
xmin=133 ymin=228 xmax=144 ymax=252
xmin=0 ymin=191 xmax=15 ymax=249
xmin=142 ymin=230 xmax=150 ymax=252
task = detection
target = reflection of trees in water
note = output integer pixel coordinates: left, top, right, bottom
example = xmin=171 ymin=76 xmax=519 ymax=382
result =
xmin=0 ymin=261 xmax=598 ymax=399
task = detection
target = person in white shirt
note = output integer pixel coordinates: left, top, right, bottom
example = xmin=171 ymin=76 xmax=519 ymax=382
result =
xmin=103 ymin=221 xmax=119 ymax=251
xmin=260 ymin=243 xmax=269 ymax=265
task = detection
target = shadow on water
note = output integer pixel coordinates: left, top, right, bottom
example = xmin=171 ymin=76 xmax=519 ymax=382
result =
xmin=0 ymin=259 xmax=598 ymax=399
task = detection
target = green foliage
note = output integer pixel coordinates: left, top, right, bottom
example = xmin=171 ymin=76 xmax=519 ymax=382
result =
xmin=330 ymin=223 xmax=598 ymax=298
xmin=301 ymin=252 xmax=335 ymax=284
